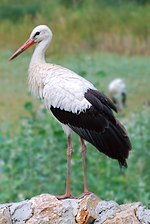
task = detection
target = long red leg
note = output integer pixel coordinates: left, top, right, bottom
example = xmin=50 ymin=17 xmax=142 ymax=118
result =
xmin=65 ymin=135 xmax=72 ymax=197
xmin=56 ymin=135 xmax=74 ymax=199
xmin=80 ymin=138 xmax=89 ymax=194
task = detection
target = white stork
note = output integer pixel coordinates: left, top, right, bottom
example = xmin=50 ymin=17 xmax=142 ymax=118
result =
xmin=9 ymin=25 xmax=131 ymax=199
xmin=108 ymin=79 xmax=127 ymax=112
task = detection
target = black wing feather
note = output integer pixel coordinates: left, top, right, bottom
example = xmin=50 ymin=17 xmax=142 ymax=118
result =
xmin=87 ymin=89 xmax=118 ymax=112
xmin=50 ymin=89 xmax=131 ymax=167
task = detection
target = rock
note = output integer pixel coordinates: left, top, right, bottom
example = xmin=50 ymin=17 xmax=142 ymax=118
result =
xmin=0 ymin=193 xmax=150 ymax=224
xmin=136 ymin=204 xmax=150 ymax=224
xmin=95 ymin=201 xmax=150 ymax=224
xmin=26 ymin=193 xmax=100 ymax=224
xmin=26 ymin=194 xmax=78 ymax=224
xmin=10 ymin=200 xmax=32 ymax=224
xmin=76 ymin=193 xmax=100 ymax=224
xmin=0 ymin=200 xmax=32 ymax=224
xmin=95 ymin=200 xmax=120 ymax=223
xmin=0 ymin=206 xmax=12 ymax=224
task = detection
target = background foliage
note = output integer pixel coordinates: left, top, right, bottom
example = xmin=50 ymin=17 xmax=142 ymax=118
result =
xmin=0 ymin=0 xmax=150 ymax=207
xmin=1 ymin=0 xmax=150 ymax=54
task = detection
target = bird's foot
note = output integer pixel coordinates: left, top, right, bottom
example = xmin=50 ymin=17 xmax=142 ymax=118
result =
xmin=56 ymin=193 xmax=75 ymax=200
xmin=78 ymin=191 xmax=92 ymax=199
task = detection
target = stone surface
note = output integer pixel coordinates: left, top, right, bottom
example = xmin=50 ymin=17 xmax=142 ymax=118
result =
xmin=95 ymin=200 xmax=120 ymax=223
xmin=0 ymin=207 xmax=12 ymax=224
xmin=136 ymin=204 xmax=150 ymax=224
xmin=76 ymin=193 xmax=100 ymax=224
xmin=10 ymin=200 xmax=32 ymax=224
xmin=95 ymin=201 xmax=150 ymax=224
xmin=26 ymin=194 xmax=78 ymax=224
xmin=0 ymin=193 xmax=150 ymax=224
xmin=26 ymin=193 xmax=99 ymax=224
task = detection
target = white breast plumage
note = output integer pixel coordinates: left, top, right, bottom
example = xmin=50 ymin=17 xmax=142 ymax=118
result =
xmin=29 ymin=63 xmax=95 ymax=113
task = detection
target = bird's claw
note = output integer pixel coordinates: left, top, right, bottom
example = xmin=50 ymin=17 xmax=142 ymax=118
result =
xmin=56 ymin=194 xmax=76 ymax=200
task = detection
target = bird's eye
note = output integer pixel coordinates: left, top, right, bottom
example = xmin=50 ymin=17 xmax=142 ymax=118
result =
xmin=33 ymin=31 xmax=40 ymax=38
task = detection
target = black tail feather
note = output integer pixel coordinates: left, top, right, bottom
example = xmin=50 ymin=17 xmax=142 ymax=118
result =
xmin=70 ymin=120 xmax=131 ymax=167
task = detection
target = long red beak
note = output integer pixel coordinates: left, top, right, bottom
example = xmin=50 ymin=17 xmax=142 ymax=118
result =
xmin=9 ymin=39 xmax=35 ymax=61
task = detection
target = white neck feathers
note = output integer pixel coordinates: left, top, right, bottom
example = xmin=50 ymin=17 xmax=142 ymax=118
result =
xmin=30 ymin=38 xmax=51 ymax=65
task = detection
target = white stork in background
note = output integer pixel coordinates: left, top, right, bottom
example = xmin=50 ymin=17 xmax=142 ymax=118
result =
xmin=108 ymin=78 xmax=127 ymax=112
xmin=9 ymin=25 xmax=131 ymax=199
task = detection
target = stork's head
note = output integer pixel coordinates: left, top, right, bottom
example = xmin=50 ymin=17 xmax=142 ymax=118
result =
xmin=9 ymin=25 xmax=53 ymax=61
xmin=30 ymin=25 xmax=53 ymax=43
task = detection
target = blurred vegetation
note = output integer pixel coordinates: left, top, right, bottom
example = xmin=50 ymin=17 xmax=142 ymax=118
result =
xmin=0 ymin=0 xmax=150 ymax=207
xmin=1 ymin=0 xmax=150 ymax=54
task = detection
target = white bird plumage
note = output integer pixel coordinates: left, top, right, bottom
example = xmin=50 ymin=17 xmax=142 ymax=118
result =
xmin=9 ymin=25 xmax=131 ymax=199
xmin=108 ymin=78 xmax=126 ymax=96
xmin=108 ymin=78 xmax=127 ymax=111
xmin=29 ymin=63 xmax=94 ymax=114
